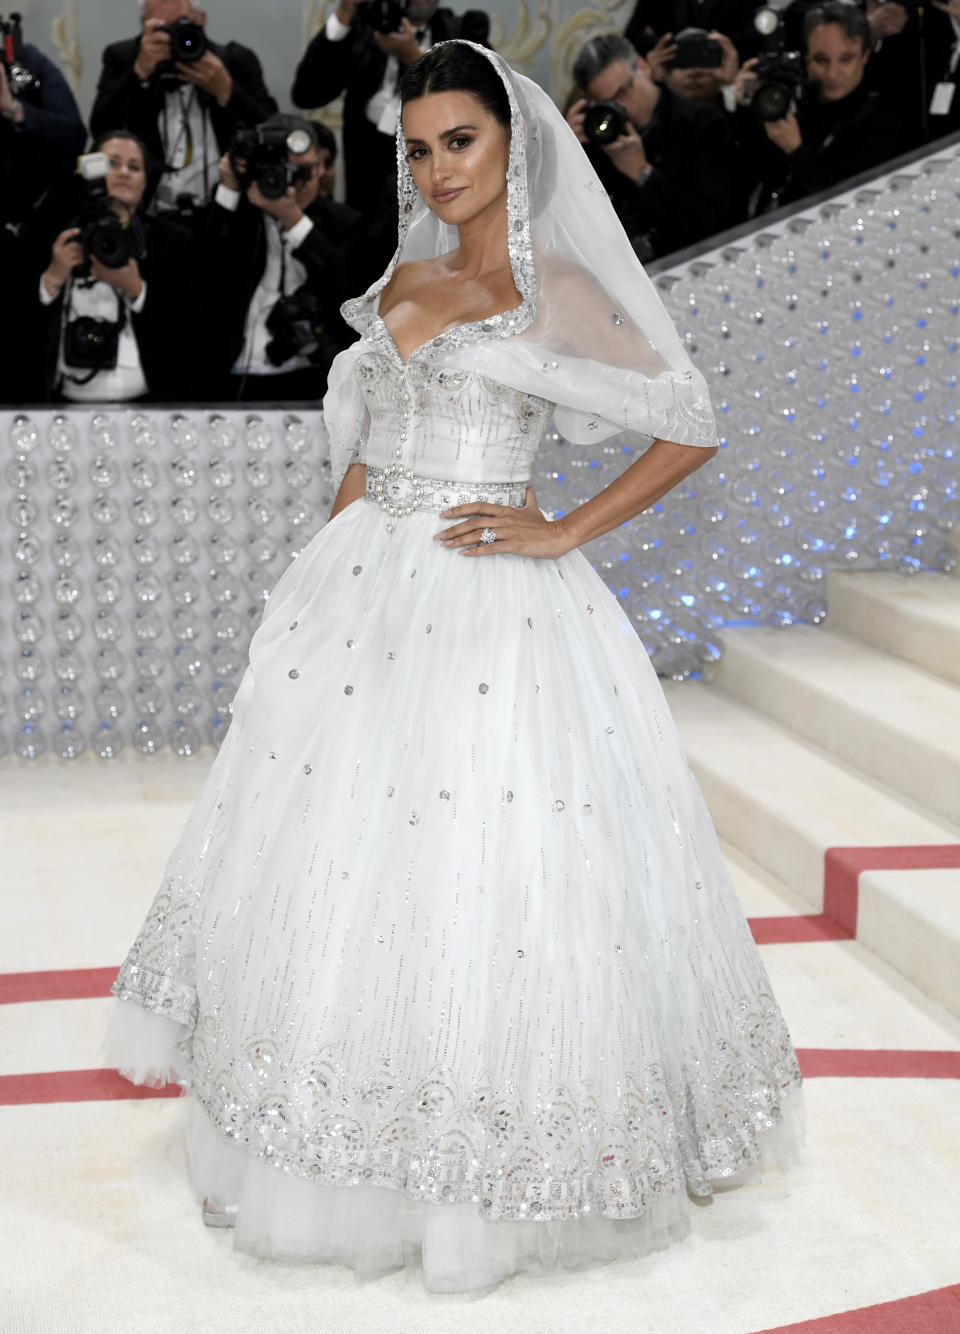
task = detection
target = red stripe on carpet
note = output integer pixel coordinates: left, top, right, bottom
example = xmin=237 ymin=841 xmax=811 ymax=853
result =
xmin=823 ymin=844 xmax=960 ymax=936
xmin=0 ymin=1068 xmax=183 ymax=1105
xmin=748 ymin=915 xmax=854 ymax=944
xmin=796 ymin=1048 xmax=960 ymax=1079
xmin=0 ymin=966 xmax=118 ymax=1004
xmin=751 ymin=1282 xmax=960 ymax=1333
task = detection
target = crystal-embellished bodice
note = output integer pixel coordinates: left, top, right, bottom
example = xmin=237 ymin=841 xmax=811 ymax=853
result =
xmin=355 ymin=316 xmax=552 ymax=485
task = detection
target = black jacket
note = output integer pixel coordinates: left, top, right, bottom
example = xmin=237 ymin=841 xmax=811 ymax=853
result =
xmin=90 ymin=36 xmax=277 ymax=193
xmin=740 ymin=81 xmax=905 ymax=211
xmin=199 ymin=192 xmax=372 ymax=389
xmin=39 ymin=211 xmax=198 ymax=401
xmin=1 ymin=44 xmax=87 ymax=403
xmin=291 ymin=9 xmax=489 ymax=215
xmin=588 ymin=88 xmax=743 ymax=258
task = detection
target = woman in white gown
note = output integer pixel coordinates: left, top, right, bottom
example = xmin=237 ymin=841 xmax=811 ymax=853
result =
xmin=103 ymin=41 xmax=803 ymax=1294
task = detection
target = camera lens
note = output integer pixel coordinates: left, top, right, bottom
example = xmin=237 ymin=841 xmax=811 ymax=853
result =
xmin=753 ymin=81 xmax=791 ymax=121
xmin=257 ymin=163 xmax=290 ymax=201
xmin=583 ymin=101 xmax=627 ymax=145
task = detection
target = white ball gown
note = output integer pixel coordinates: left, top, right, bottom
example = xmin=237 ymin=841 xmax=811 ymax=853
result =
xmin=103 ymin=319 xmax=804 ymax=1293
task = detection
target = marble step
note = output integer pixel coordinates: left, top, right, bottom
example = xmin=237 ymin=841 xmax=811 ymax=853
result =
xmin=709 ymin=625 xmax=960 ymax=829
xmin=664 ymin=682 xmax=960 ymax=1012
xmin=826 ymin=571 xmax=960 ymax=687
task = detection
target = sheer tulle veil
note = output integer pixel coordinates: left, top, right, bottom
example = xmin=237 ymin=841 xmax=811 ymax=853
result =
xmin=323 ymin=41 xmax=719 ymax=492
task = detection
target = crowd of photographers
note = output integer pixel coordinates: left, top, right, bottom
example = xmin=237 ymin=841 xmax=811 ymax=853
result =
xmin=2 ymin=0 xmax=957 ymax=405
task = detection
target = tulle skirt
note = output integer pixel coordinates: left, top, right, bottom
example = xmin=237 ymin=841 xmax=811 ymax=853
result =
xmin=103 ymin=494 xmax=803 ymax=1294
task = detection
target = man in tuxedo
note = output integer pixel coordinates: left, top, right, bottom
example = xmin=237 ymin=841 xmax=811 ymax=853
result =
xmin=291 ymin=0 xmax=489 ymax=220
xmin=90 ymin=0 xmax=277 ymax=217
xmin=200 ymin=116 xmax=374 ymax=402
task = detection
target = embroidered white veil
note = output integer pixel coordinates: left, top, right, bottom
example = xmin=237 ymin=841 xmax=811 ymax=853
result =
xmin=323 ymin=41 xmax=718 ymax=492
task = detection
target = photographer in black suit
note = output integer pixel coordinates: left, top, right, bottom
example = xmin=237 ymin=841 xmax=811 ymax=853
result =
xmin=90 ymin=0 xmax=277 ymax=217
xmin=567 ymin=32 xmax=742 ymax=260
xmin=202 ymin=116 xmax=369 ymax=402
xmin=291 ymin=0 xmax=489 ymax=219
xmin=36 ymin=130 xmax=196 ymax=402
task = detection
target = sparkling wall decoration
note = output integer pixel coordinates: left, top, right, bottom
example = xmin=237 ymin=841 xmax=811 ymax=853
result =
xmin=533 ymin=145 xmax=959 ymax=677
xmin=2 ymin=410 xmax=335 ymax=759
xmin=3 ymin=147 xmax=958 ymax=756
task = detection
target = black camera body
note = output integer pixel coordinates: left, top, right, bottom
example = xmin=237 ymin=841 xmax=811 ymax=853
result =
xmin=748 ymin=7 xmax=806 ymax=122
xmin=356 ymin=0 xmax=408 ymax=34
xmin=160 ymin=17 xmax=207 ymax=63
xmin=1 ymin=11 xmax=39 ymax=95
xmin=671 ymin=30 xmax=723 ymax=70
xmin=63 ymin=316 xmax=122 ymax=370
xmin=749 ymin=49 xmax=806 ymax=122
xmin=76 ymin=170 xmax=141 ymax=269
xmin=582 ymin=100 xmax=628 ymax=146
xmin=156 ymin=16 xmax=207 ymax=85
xmin=230 ymin=123 xmax=314 ymax=201
xmin=265 ymin=289 xmax=323 ymax=367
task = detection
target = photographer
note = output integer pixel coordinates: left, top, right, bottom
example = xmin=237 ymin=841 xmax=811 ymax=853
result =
xmin=567 ymin=32 xmax=742 ymax=260
xmin=736 ymin=3 xmax=904 ymax=212
xmin=863 ymin=0 xmax=960 ymax=146
xmin=291 ymin=0 xmax=489 ymax=219
xmin=202 ymin=115 xmax=367 ymax=402
xmin=90 ymin=0 xmax=277 ymax=217
xmin=624 ymin=0 xmax=761 ymax=76
xmin=37 ymin=131 xmax=195 ymax=402
xmin=1 ymin=21 xmax=86 ymax=401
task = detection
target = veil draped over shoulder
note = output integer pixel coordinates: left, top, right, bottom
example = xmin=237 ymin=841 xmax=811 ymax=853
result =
xmin=323 ymin=42 xmax=719 ymax=492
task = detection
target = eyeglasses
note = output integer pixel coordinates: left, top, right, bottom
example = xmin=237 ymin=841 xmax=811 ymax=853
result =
xmin=607 ymin=64 xmax=639 ymax=106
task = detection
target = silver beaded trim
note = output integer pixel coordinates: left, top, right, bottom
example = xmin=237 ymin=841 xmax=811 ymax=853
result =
xmin=366 ymin=464 xmax=526 ymax=518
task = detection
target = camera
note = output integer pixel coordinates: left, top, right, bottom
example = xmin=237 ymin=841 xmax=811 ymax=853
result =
xmin=74 ymin=152 xmax=143 ymax=268
xmin=160 ymin=17 xmax=207 ymax=64
xmin=1 ymin=12 xmax=39 ymax=95
xmin=670 ymin=29 xmax=723 ymax=70
xmin=746 ymin=7 xmax=806 ymax=122
xmin=265 ymin=289 xmax=323 ymax=367
xmin=230 ymin=123 xmax=315 ymax=201
xmin=356 ymin=0 xmax=408 ymax=34
xmin=63 ymin=316 xmax=122 ymax=371
xmin=582 ymin=100 xmax=627 ymax=146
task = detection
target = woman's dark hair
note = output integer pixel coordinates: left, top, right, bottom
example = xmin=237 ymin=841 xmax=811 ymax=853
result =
xmin=90 ymin=128 xmax=149 ymax=164
xmin=399 ymin=43 xmax=511 ymax=129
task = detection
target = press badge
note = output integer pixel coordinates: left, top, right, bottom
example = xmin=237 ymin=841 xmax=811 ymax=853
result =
xmin=930 ymin=82 xmax=956 ymax=116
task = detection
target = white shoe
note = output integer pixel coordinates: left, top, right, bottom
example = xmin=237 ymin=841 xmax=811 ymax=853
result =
xmin=201 ymin=1197 xmax=238 ymax=1228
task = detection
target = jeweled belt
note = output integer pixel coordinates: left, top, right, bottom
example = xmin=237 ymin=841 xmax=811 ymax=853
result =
xmin=365 ymin=464 xmax=527 ymax=517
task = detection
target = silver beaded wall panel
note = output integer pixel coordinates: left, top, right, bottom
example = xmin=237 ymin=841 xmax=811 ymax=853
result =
xmin=534 ymin=145 xmax=958 ymax=677
xmin=2 ymin=147 xmax=957 ymax=756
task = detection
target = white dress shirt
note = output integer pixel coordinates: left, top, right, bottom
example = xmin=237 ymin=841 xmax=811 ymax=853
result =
xmin=325 ymin=11 xmax=431 ymax=137
xmin=153 ymin=85 xmax=221 ymax=211
xmin=215 ymin=183 xmax=316 ymax=377
xmin=40 ymin=274 xmax=148 ymax=401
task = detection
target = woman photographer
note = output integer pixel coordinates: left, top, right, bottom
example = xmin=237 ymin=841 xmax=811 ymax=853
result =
xmin=38 ymin=129 xmax=195 ymax=401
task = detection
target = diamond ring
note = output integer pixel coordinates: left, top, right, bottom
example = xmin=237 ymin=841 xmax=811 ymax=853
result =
xmin=479 ymin=528 xmax=497 ymax=544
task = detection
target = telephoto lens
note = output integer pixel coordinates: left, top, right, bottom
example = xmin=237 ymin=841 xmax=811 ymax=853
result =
xmin=582 ymin=100 xmax=627 ymax=145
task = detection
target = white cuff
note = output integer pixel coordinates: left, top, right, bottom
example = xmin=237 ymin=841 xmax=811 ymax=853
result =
xmin=127 ymin=282 xmax=148 ymax=314
xmin=284 ymin=215 xmax=314 ymax=249
xmin=39 ymin=275 xmax=62 ymax=306
xmin=215 ymin=183 xmax=242 ymax=212
xmin=325 ymin=12 xmax=351 ymax=40
xmin=721 ymin=84 xmax=738 ymax=114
